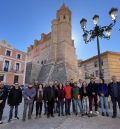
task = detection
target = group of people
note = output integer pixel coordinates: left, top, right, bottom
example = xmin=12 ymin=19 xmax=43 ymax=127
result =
xmin=0 ymin=75 xmax=120 ymax=124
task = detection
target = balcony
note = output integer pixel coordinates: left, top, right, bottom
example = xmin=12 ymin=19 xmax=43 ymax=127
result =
xmin=0 ymin=68 xmax=24 ymax=74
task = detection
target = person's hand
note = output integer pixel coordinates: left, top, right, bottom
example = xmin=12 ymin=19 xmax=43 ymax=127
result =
xmin=101 ymin=93 xmax=104 ymax=96
xmin=27 ymin=97 xmax=30 ymax=100
xmin=92 ymin=92 xmax=95 ymax=95
xmin=64 ymin=98 xmax=65 ymax=102
xmin=0 ymin=100 xmax=3 ymax=104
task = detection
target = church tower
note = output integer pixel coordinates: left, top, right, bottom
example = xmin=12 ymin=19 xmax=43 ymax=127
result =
xmin=26 ymin=4 xmax=80 ymax=83
xmin=50 ymin=4 xmax=79 ymax=81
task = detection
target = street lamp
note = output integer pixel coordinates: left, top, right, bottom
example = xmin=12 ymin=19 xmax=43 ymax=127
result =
xmin=80 ymin=8 xmax=118 ymax=79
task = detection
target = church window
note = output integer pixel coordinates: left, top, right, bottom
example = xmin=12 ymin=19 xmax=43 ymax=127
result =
xmin=63 ymin=15 xmax=66 ymax=19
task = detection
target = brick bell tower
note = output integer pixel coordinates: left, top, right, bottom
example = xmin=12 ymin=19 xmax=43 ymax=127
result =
xmin=25 ymin=4 xmax=80 ymax=83
xmin=49 ymin=3 xmax=79 ymax=81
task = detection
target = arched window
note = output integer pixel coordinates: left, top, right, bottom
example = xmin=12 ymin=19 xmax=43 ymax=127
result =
xmin=63 ymin=15 xmax=66 ymax=19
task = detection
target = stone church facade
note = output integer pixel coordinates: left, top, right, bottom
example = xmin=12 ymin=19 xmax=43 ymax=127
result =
xmin=25 ymin=4 xmax=80 ymax=83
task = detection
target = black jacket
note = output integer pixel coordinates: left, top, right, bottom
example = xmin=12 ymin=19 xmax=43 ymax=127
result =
xmin=108 ymin=82 xmax=120 ymax=99
xmin=0 ymin=86 xmax=8 ymax=107
xmin=8 ymin=87 xmax=22 ymax=106
xmin=87 ymin=82 xmax=98 ymax=96
xmin=81 ymin=86 xmax=88 ymax=98
xmin=46 ymin=86 xmax=56 ymax=101
xmin=43 ymin=87 xmax=47 ymax=101
xmin=0 ymin=86 xmax=8 ymax=102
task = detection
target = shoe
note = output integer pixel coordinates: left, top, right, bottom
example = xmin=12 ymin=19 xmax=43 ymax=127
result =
xmin=112 ymin=115 xmax=116 ymax=118
xmin=102 ymin=112 xmax=104 ymax=116
xmin=58 ymin=114 xmax=60 ymax=116
xmin=39 ymin=115 xmax=41 ymax=118
xmin=106 ymin=112 xmax=109 ymax=117
xmin=15 ymin=116 xmax=19 ymax=120
xmin=90 ymin=111 xmax=93 ymax=114
xmin=8 ymin=119 xmax=11 ymax=123
xmin=0 ymin=121 xmax=3 ymax=124
xmin=22 ymin=118 xmax=26 ymax=122
xmin=51 ymin=115 xmax=54 ymax=117
xmin=61 ymin=114 xmax=64 ymax=116
xmin=68 ymin=113 xmax=71 ymax=115
xmin=95 ymin=111 xmax=99 ymax=115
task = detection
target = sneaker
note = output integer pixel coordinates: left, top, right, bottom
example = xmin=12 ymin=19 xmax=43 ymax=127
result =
xmin=51 ymin=115 xmax=54 ymax=117
xmin=0 ymin=121 xmax=3 ymax=124
xmin=102 ymin=112 xmax=104 ymax=116
xmin=8 ymin=119 xmax=11 ymax=123
xmin=90 ymin=111 xmax=93 ymax=114
xmin=15 ymin=116 xmax=19 ymax=120
xmin=106 ymin=112 xmax=109 ymax=117
xmin=112 ymin=115 xmax=116 ymax=118
xmin=95 ymin=111 xmax=99 ymax=115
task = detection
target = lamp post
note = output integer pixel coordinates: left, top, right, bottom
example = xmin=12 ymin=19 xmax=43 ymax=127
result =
xmin=80 ymin=8 xmax=118 ymax=79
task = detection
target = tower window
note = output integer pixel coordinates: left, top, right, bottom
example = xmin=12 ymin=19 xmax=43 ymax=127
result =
xmin=63 ymin=15 xmax=66 ymax=19
xmin=6 ymin=50 xmax=11 ymax=56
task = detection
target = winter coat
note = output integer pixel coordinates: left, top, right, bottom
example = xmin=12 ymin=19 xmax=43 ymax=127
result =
xmin=98 ymin=83 xmax=108 ymax=97
xmin=108 ymin=82 xmax=120 ymax=99
xmin=72 ymin=87 xmax=81 ymax=100
xmin=81 ymin=86 xmax=88 ymax=98
xmin=87 ymin=82 xmax=98 ymax=96
xmin=0 ymin=87 xmax=8 ymax=108
xmin=8 ymin=87 xmax=22 ymax=106
xmin=43 ymin=87 xmax=47 ymax=101
xmin=23 ymin=87 xmax=36 ymax=103
xmin=46 ymin=86 xmax=56 ymax=101
xmin=64 ymin=85 xmax=72 ymax=100
xmin=57 ymin=88 xmax=65 ymax=100
xmin=35 ymin=89 xmax=43 ymax=102
xmin=0 ymin=86 xmax=8 ymax=103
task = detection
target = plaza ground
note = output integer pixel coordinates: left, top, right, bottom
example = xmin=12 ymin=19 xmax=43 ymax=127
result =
xmin=0 ymin=102 xmax=120 ymax=129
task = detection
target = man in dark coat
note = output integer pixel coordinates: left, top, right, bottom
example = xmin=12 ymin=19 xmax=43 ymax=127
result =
xmin=46 ymin=81 xmax=56 ymax=118
xmin=88 ymin=79 xmax=98 ymax=115
xmin=108 ymin=76 xmax=120 ymax=118
xmin=0 ymin=82 xmax=8 ymax=124
xmin=8 ymin=83 xmax=22 ymax=122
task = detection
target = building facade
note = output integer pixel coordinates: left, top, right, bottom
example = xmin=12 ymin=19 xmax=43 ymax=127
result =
xmin=26 ymin=4 xmax=80 ymax=83
xmin=0 ymin=40 xmax=26 ymax=85
xmin=78 ymin=51 xmax=120 ymax=83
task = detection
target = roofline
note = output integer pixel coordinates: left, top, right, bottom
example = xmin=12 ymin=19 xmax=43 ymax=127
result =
xmin=79 ymin=51 xmax=120 ymax=64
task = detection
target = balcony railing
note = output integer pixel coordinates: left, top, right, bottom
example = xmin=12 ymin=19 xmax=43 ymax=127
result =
xmin=0 ymin=68 xmax=24 ymax=74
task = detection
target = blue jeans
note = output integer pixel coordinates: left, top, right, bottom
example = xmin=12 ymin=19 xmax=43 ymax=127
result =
xmin=44 ymin=101 xmax=47 ymax=114
xmin=58 ymin=100 xmax=64 ymax=115
xmin=9 ymin=105 xmax=18 ymax=120
xmin=82 ymin=97 xmax=89 ymax=113
xmin=74 ymin=99 xmax=83 ymax=114
xmin=100 ymin=96 xmax=108 ymax=113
